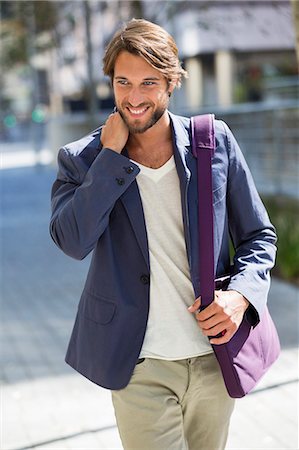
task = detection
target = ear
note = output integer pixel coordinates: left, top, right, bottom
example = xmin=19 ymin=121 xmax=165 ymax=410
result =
xmin=168 ymin=78 xmax=178 ymax=94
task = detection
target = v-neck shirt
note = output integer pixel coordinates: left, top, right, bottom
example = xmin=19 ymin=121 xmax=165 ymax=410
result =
xmin=131 ymin=155 xmax=212 ymax=360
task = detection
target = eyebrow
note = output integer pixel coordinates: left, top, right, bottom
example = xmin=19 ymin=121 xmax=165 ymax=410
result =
xmin=114 ymin=76 xmax=161 ymax=81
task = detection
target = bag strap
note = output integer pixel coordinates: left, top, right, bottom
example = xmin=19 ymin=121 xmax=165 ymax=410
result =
xmin=191 ymin=114 xmax=216 ymax=307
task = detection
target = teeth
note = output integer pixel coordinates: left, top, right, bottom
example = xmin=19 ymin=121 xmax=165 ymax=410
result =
xmin=128 ymin=107 xmax=147 ymax=115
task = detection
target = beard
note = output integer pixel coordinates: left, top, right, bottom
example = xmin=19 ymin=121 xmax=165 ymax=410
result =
xmin=117 ymin=98 xmax=169 ymax=134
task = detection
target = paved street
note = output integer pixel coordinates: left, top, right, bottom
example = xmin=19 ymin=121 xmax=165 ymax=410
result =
xmin=1 ymin=161 xmax=298 ymax=450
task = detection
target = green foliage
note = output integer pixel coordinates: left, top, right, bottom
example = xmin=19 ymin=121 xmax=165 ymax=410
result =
xmin=0 ymin=1 xmax=58 ymax=68
xmin=262 ymin=195 xmax=299 ymax=284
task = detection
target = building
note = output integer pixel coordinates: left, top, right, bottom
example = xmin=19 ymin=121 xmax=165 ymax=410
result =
xmin=30 ymin=0 xmax=298 ymax=116
xmin=156 ymin=0 xmax=297 ymax=111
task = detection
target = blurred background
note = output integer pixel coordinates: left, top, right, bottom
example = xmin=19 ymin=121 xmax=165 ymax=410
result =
xmin=1 ymin=0 xmax=299 ymax=282
xmin=1 ymin=1 xmax=298 ymax=449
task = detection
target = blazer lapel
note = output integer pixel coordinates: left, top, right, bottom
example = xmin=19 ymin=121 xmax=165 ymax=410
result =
xmin=169 ymin=113 xmax=200 ymax=290
xmin=169 ymin=113 xmax=195 ymax=273
xmin=120 ymin=168 xmax=150 ymax=270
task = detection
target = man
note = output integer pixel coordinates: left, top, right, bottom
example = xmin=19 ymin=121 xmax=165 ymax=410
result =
xmin=50 ymin=19 xmax=277 ymax=450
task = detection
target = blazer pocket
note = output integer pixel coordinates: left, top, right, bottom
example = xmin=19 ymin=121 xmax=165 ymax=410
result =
xmin=82 ymin=292 xmax=116 ymax=325
xmin=213 ymin=183 xmax=226 ymax=206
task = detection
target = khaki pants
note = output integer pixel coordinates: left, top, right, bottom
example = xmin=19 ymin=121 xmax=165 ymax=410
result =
xmin=112 ymin=353 xmax=235 ymax=450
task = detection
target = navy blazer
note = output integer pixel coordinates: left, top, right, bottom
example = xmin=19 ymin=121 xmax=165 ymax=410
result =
xmin=50 ymin=112 xmax=277 ymax=390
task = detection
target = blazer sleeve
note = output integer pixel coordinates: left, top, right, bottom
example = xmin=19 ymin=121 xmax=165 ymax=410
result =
xmin=222 ymin=122 xmax=277 ymax=325
xmin=50 ymin=146 xmax=139 ymax=260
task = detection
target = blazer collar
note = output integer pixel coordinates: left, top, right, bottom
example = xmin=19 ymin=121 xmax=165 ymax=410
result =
xmin=168 ymin=111 xmax=192 ymax=181
xmin=168 ymin=111 xmax=190 ymax=148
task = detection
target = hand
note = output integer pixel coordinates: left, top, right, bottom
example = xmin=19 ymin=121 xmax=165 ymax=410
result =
xmin=100 ymin=112 xmax=129 ymax=153
xmin=188 ymin=290 xmax=249 ymax=345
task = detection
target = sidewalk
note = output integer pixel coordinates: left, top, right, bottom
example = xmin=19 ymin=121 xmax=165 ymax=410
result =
xmin=1 ymin=164 xmax=298 ymax=450
xmin=0 ymin=141 xmax=53 ymax=169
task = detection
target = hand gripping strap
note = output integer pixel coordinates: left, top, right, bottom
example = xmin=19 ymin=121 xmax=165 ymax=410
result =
xmin=191 ymin=114 xmax=215 ymax=307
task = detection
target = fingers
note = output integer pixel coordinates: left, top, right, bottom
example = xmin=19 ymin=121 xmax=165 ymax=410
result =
xmin=105 ymin=111 xmax=121 ymax=126
xmin=210 ymin=325 xmax=238 ymax=345
xmin=196 ymin=308 xmax=230 ymax=343
xmin=201 ymin=318 xmax=231 ymax=338
xmin=197 ymin=312 xmax=229 ymax=334
xmin=188 ymin=290 xmax=245 ymax=345
xmin=101 ymin=111 xmax=129 ymax=153
xmin=187 ymin=297 xmax=201 ymax=312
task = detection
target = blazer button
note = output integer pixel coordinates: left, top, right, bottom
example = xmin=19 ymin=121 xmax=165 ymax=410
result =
xmin=140 ymin=274 xmax=150 ymax=285
xmin=124 ymin=166 xmax=134 ymax=174
xmin=116 ymin=177 xmax=125 ymax=185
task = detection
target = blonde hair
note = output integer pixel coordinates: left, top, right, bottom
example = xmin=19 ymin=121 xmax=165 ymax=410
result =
xmin=103 ymin=19 xmax=188 ymax=88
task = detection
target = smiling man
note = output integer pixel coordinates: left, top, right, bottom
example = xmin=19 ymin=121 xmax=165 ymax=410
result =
xmin=50 ymin=19 xmax=277 ymax=450
xmin=101 ymin=45 xmax=177 ymax=169
xmin=113 ymin=52 xmax=170 ymax=133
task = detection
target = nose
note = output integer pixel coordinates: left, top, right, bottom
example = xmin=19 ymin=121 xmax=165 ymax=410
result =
xmin=127 ymin=87 xmax=145 ymax=107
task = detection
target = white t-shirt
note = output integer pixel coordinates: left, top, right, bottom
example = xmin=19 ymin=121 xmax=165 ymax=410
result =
xmin=132 ymin=155 xmax=212 ymax=360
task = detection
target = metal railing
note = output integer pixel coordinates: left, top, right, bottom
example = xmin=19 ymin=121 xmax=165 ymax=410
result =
xmin=181 ymin=100 xmax=299 ymax=199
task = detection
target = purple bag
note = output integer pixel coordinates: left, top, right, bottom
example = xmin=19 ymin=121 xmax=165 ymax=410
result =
xmin=191 ymin=114 xmax=280 ymax=398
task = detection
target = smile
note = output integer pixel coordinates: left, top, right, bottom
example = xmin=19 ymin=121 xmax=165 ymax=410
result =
xmin=126 ymin=106 xmax=149 ymax=117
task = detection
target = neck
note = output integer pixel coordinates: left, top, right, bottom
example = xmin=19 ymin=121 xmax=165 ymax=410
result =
xmin=127 ymin=111 xmax=173 ymax=167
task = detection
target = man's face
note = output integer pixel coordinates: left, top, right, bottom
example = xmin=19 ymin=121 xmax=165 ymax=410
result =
xmin=113 ymin=51 xmax=174 ymax=134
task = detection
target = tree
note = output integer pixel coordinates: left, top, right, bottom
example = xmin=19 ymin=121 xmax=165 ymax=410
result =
xmin=0 ymin=1 xmax=58 ymax=68
xmin=291 ymin=0 xmax=299 ymax=71
xmin=83 ymin=0 xmax=98 ymax=125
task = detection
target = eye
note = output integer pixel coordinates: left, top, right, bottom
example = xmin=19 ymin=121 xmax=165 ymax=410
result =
xmin=143 ymin=81 xmax=156 ymax=86
xmin=117 ymin=80 xmax=129 ymax=85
